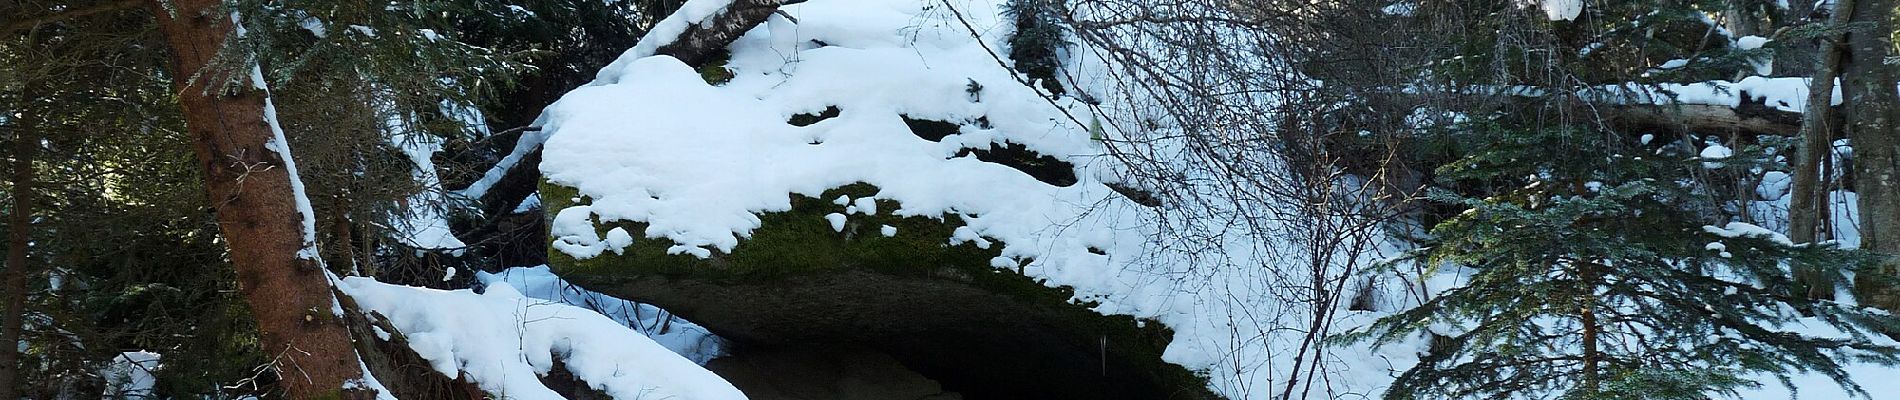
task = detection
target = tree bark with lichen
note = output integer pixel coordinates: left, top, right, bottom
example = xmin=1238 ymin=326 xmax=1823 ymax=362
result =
xmin=1840 ymin=0 xmax=1900 ymax=313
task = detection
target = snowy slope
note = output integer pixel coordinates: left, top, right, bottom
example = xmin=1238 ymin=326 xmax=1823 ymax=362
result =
xmin=538 ymin=0 xmax=1414 ymax=398
xmin=530 ymin=0 xmax=1900 ymax=398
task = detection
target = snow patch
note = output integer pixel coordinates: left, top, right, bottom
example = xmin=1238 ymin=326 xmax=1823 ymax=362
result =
xmin=1701 ymin=142 xmax=1734 ymax=169
xmin=1538 ymin=0 xmax=1584 ymax=20
xmin=1703 ymin=221 xmax=1797 ymax=247
xmin=339 ymin=277 xmax=742 ymax=399
xmin=1737 ymin=35 xmax=1770 ymax=50
xmin=102 ymin=351 xmax=161 ymax=399
xmin=477 ymin=266 xmax=725 ymax=364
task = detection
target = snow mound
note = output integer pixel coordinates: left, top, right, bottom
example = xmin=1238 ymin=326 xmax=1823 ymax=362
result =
xmin=542 ymin=1 xmax=1117 ymax=285
xmin=339 ymin=277 xmax=744 ymax=400
xmin=538 ymin=0 xmax=1408 ymax=397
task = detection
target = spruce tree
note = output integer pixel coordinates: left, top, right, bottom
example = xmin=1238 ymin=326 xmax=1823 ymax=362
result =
xmin=1003 ymin=0 xmax=1068 ymax=95
xmin=5 ymin=0 xmax=536 ymax=395
xmin=1341 ymin=121 xmax=1900 ymax=399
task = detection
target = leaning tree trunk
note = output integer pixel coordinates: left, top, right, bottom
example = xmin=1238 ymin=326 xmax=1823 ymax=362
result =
xmin=148 ymin=0 xmax=374 ymax=397
xmin=0 ymin=89 xmax=36 ymax=400
xmin=1841 ymin=0 xmax=1900 ymax=312
xmin=1790 ymin=0 xmax=1854 ymax=300
xmin=649 ymin=0 xmax=785 ymax=67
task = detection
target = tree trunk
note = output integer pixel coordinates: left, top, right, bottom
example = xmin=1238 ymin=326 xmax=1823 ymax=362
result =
xmin=1791 ymin=0 xmax=1854 ymax=301
xmin=651 ymin=0 xmax=784 ymax=67
xmin=1727 ymin=3 xmax=1763 ymax=38
xmin=1600 ymin=101 xmax=1817 ymax=137
xmin=0 ymin=89 xmax=37 ymax=400
xmin=1841 ymin=0 xmax=1900 ymax=312
xmin=1578 ymin=261 xmax=1602 ymax=395
xmin=147 ymin=0 xmax=374 ymax=397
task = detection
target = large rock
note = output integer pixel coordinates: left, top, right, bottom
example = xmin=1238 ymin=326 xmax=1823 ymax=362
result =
xmin=546 ymin=182 xmax=1219 ymax=399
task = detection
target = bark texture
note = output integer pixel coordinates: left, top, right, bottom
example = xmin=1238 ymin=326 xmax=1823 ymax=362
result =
xmin=1597 ymin=101 xmax=1819 ymax=137
xmin=651 ymin=0 xmax=783 ymax=67
xmin=148 ymin=0 xmax=373 ymax=397
xmin=1789 ymin=0 xmax=1853 ymax=300
xmin=1841 ymin=0 xmax=1900 ymax=312
xmin=0 ymin=91 xmax=35 ymax=400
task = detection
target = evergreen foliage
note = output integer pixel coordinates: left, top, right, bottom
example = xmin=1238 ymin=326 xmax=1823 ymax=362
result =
xmin=1003 ymin=0 xmax=1068 ymax=95
xmin=447 ymin=0 xmax=647 ymax=129
xmin=0 ymin=0 xmax=559 ymax=395
xmin=0 ymin=5 xmax=275 ymax=396
xmin=1341 ymin=121 xmax=1900 ymax=399
xmin=1342 ymin=0 xmax=1766 ymax=89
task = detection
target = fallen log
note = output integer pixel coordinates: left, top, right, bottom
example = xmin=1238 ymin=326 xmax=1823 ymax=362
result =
xmin=1592 ymin=92 xmax=1836 ymax=138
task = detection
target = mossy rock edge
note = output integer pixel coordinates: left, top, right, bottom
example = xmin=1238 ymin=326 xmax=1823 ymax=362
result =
xmin=542 ymin=180 xmax=1220 ymax=400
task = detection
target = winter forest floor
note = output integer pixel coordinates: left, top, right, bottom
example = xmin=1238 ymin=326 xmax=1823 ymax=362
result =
xmin=17 ymin=0 xmax=1900 ymax=399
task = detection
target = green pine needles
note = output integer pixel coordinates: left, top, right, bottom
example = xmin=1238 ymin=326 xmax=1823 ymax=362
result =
xmin=1339 ymin=123 xmax=1900 ymax=399
xmin=1003 ymin=0 xmax=1069 ymax=95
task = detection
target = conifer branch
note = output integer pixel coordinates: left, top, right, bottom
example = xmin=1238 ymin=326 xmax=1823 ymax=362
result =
xmin=1 ymin=0 xmax=142 ymax=35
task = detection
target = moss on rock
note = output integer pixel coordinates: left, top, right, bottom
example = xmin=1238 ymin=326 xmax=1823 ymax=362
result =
xmin=542 ymin=180 xmax=1218 ymax=399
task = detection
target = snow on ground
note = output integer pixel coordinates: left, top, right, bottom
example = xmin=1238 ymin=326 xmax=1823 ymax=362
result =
xmin=1741 ymin=340 xmax=1900 ymax=399
xmin=339 ymin=277 xmax=745 ymax=399
xmin=1747 ymin=140 xmax=1862 ymax=250
xmin=458 ymin=123 xmax=549 ymax=202
xmin=101 ymin=351 xmax=161 ymax=399
xmin=388 ymin=111 xmax=467 ymax=252
xmin=1538 ymin=0 xmax=1584 ymax=21
xmin=477 ymin=265 xmax=725 ymax=364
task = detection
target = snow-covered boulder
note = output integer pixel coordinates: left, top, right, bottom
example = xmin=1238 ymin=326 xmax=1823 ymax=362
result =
xmin=534 ymin=0 xmax=1221 ymax=398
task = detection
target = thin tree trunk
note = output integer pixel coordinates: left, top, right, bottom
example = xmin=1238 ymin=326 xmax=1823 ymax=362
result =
xmin=1841 ymin=0 xmax=1900 ymax=312
xmin=1727 ymin=4 xmax=1762 ymax=38
xmin=1580 ymin=304 xmax=1600 ymax=393
xmin=147 ymin=0 xmax=374 ymax=397
xmin=333 ymin=211 xmax=360 ymax=276
xmin=1578 ymin=261 xmax=1601 ymax=395
xmin=1791 ymin=0 xmax=1853 ymax=300
xmin=0 ymin=89 xmax=37 ymax=400
xmin=1823 ymin=143 xmax=1836 ymax=238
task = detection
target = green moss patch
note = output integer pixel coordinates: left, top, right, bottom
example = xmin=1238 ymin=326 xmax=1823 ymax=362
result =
xmin=542 ymin=180 xmax=1218 ymax=399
